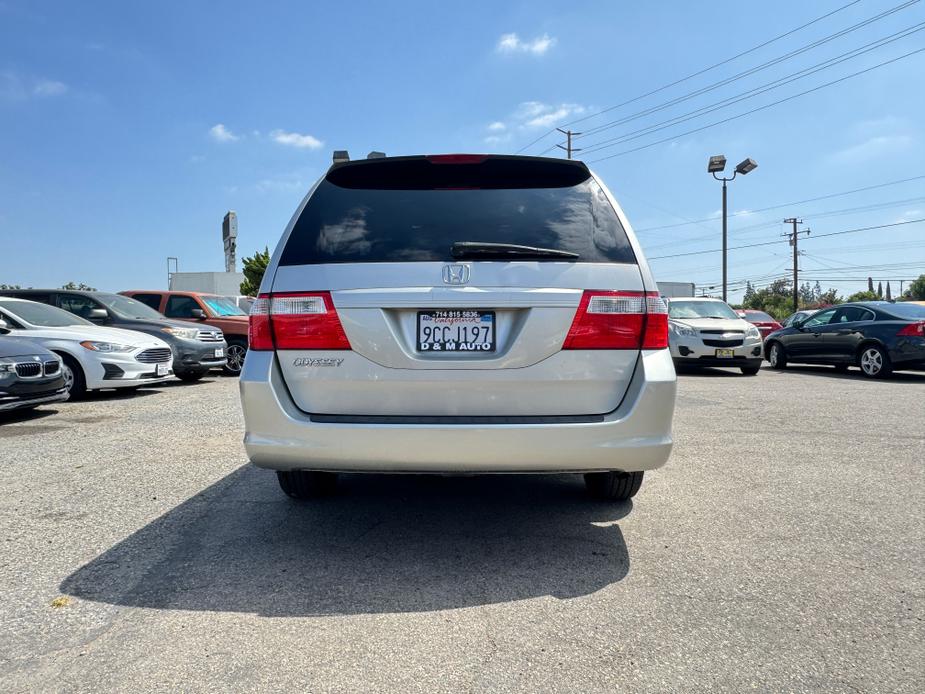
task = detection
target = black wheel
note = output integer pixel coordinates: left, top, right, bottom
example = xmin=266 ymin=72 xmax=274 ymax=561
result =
xmin=767 ymin=342 xmax=787 ymax=370
xmin=584 ymin=471 xmax=644 ymax=501
xmin=177 ymin=371 xmax=206 ymax=382
xmin=59 ymin=354 xmax=87 ymax=399
xmin=858 ymin=345 xmax=892 ymax=379
xmin=224 ymin=340 xmax=247 ymax=375
xmin=740 ymin=364 xmax=761 ymax=376
xmin=276 ymin=470 xmax=338 ymax=499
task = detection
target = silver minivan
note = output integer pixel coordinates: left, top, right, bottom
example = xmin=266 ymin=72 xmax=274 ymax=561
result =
xmin=240 ymin=154 xmax=676 ymax=501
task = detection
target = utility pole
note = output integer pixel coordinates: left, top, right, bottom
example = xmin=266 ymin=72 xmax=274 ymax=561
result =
xmin=555 ymin=128 xmax=582 ymax=159
xmin=783 ymin=218 xmax=810 ymax=313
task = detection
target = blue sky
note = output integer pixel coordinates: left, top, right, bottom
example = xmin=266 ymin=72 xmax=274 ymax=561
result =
xmin=1 ymin=0 xmax=923 ymax=300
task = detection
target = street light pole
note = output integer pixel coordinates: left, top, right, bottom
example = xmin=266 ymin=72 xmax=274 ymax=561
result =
xmin=722 ymin=178 xmax=728 ymax=303
xmin=708 ymin=155 xmax=757 ymax=303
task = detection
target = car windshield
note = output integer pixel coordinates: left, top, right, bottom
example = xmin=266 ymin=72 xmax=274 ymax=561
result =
xmin=883 ymin=303 xmax=925 ymax=319
xmin=746 ymin=311 xmax=775 ymax=322
xmin=96 ymin=293 xmax=165 ymax=320
xmin=668 ymin=300 xmax=739 ymax=320
xmin=0 ymin=299 xmax=93 ymax=327
xmin=202 ymin=297 xmax=246 ymax=316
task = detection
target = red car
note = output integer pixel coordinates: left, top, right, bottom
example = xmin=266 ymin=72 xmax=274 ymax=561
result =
xmin=736 ymin=309 xmax=782 ymax=339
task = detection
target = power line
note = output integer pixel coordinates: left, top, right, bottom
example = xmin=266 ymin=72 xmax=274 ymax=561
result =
xmin=574 ymin=3 xmax=921 ymax=144
xmin=588 ymin=46 xmax=925 ymax=163
xmin=514 ymin=0 xmax=862 ymax=154
xmin=635 ymin=174 xmax=925 ymax=232
xmin=647 ymin=218 xmax=925 ymax=260
xmin=577 ymin=22 xmax=925 ymax=155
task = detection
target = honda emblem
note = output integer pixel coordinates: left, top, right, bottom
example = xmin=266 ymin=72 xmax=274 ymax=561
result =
xmin=442 ymin=264 xmax=470 ymax=285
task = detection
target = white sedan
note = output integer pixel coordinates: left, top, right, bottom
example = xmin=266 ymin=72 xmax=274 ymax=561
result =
xmin=666 ymin=297 xmax=764 ymax=376
xmin=0 ymin=297 xmax=174 ymax=397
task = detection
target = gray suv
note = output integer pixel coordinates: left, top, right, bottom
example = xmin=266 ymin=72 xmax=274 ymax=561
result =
xmin=240 ymin=154 xmax=676 ymax=501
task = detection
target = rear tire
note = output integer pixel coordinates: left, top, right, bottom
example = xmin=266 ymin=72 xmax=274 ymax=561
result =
xmin=276 ymin=470 xmax=338 ymax=499
xmin=59 ymin=354 xmax=87 ymax=399
xmin=740 ymin=364 xmax=761 ymax=376
xmin=767 ymin=342 xmax=787 ymax=370
xmin=584 ymin=471 xmax=644 ymax=501
xmin=858 ymin=345 xmax=892 ymax=379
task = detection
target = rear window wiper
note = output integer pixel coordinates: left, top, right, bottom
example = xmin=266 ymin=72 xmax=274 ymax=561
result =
xmin=451 ymin=242 xmax=579 ymax=260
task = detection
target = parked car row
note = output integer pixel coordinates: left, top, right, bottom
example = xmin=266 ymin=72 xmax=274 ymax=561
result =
xmin=0 ymin=288 xmax=253 ymax=414
xmin=666 ymin=295 xmax=925 ymax=379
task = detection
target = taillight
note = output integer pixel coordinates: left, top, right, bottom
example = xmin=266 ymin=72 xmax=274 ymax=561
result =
xmin=247 ymin=291 xmax=351 ymax=351
xmin=897 ymin=321 xmax=925 ymax=337
xmin=563 ymin=291 xmax=668 ymax=350
xmin=248 ymin=294 xmax=273 ymax=350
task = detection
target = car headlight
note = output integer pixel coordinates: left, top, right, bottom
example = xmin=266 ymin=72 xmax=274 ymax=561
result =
xmin=0 ymin=361 xmax=14 ymax=374
xmin=669 ymin=321 xmax=695 ymax=337
xmin=161 ymin=326 xmax=199 ymax=339
xmin=745 ymin=325 xmax=761 ymax=340
xmin=79 ymin=341 xmax=135 ymax=353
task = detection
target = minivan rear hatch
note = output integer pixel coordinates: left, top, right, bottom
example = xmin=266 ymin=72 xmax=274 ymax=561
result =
xmin=260 ymin=155 xmax=659 ymax=417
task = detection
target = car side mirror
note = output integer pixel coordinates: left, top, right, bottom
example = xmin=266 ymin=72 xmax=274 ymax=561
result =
xmin=0 ymin=318 xmax=9 ymax=334
xmin=191 ymin=308 xmax=207 ymax=320
xmin=88 ymin=308 xmax=109 ymax=321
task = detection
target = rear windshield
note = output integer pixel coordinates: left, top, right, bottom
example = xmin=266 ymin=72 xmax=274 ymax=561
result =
xmin=883 ymin=302 xmax=925 ymax=319
xmin=279 ymin=159 xmax=635 ymax=265
xmin=746 ymin=311 xmax=774 ymax=322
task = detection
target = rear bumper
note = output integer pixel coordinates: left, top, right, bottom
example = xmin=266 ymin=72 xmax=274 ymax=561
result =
xmin=673 ymin=356 xmax=763 ymax=369
xmin=239 ymin=349 xmax=677 ymax=473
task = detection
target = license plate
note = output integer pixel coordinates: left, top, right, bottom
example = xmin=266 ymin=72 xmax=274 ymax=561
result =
xmin=715 ymin=348 xmax=735 ymax=359
xmin=155 ymin=363 xmax=169 ymax=376
xmin=417 ymin=310 xmax=495 ymax=352
xmin=214 ymin=348 xmax=224 ymax=358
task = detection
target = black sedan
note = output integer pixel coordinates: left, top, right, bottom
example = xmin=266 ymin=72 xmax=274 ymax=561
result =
xmin=0 ymin=334 xmax=69 ymax=413
xmin=764 ymin=302 xmax=925 ymax=379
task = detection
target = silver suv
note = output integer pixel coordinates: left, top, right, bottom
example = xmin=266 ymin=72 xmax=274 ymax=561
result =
xmin=240 ymin=154 xmax=676 ymax=501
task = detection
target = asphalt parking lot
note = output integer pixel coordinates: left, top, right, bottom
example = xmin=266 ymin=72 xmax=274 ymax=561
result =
xmin=1 ymin=366 xmax=923 ymax=692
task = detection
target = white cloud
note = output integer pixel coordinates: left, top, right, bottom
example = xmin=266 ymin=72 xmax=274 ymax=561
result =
xmin=830 ymin=135 xmax=913 ymax=165
xmin=32 ymin=79 xmax=67 ymax=97
xmin=496 ymin=32 xmax=556 ymax=56
xmin=895 ymin=209 xmax=923 ymax=223
xmin=209 ymin=123 xmax=239 ymax=142
xmin=513 ymin=101 xmax=586 ymax=128
xmin=256 ymin=175 xmax=306 ymax=193
xmin=487 ymin=121 xmax=506 ymax=132
xmin=270 ymin=129 xmax=323 ymax=150
xmin=1 ymin=71 xmax=67 ymax=101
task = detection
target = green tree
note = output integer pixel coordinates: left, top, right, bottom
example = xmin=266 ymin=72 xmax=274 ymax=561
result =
xmin=741 ymin=279 xmax=793 ymax=320
xmin=876 ymin=281 xmax=883 ymax=299
xmin=885 ymin=281 xmax=892 ymax=301
xmin=868 ymin=277 xmax=874 ymax=292
xmin=906 ymin=274 xmax=925 ymax=300
xmin=743 ymin=281 xmax=756 ymax=305
xmin=846 ymin=290 xmax=879 ymax=302
xmin=817 ymin=288 xmax=841 ymax=306
xmin=61 ymin=282 xmax=96 ymax=291
xmin=0 ymin=284 xmax=22 ymax=290
xmin=240 ymin=247 xmax=271 ymax=296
